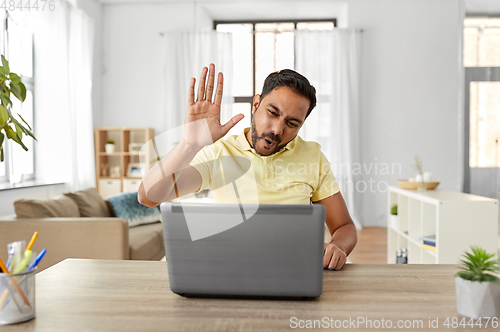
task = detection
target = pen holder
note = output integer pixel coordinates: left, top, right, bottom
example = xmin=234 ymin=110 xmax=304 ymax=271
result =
xmin=0 ymin=269 xmax=36 ymax=325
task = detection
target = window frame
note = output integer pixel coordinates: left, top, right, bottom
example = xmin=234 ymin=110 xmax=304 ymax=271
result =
xmin=214 ymin=18 xmax=337 ymax=106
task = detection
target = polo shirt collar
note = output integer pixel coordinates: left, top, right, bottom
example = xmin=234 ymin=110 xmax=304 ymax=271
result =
xmin=236 ymin=127 xmax=297 ymax=153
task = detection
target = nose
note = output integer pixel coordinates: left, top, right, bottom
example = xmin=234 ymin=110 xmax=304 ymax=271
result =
xmin=271 ymin=120 xmax=285 ymax=140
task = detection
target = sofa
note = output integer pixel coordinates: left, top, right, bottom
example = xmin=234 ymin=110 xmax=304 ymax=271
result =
xmin=0 ymin=188 xmax=165 ymax=272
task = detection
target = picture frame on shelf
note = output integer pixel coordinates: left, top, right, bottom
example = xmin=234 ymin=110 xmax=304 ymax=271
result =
xmin=126 ymin=163 xmax=142 ymax=178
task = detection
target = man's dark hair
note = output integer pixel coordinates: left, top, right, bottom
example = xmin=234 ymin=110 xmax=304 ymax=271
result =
xmin=259 ymin=69 xmax=317 ymax=119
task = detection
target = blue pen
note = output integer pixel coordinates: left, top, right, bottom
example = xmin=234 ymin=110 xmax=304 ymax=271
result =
xmin=27 ymin=249 xmax=47 ymax=271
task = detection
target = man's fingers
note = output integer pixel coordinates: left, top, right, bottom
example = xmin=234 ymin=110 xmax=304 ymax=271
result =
xmin=220 ymin=114 xmax=244 ymax=138
xmin=187 ymin=77 xmax=196 ymax=106
xmin=335 ymin=255 xmax=347 ymax=271
xmin=197 ymin=67 xmax=208 ymax=101
xmin=206 ymin=63 xmax=215 ymax=103
xmin=324 ymin=244 xmax=347 ymax=270
xmin=328 ymin=250 xmax=341 ymax=270
xmin=323 ymin=246 xmax=334 ymax=268
xmin=213 ymin=72 xmax=224 ymax=107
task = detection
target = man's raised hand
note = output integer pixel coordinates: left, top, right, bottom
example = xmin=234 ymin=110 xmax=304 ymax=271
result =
xmin=183 ymin=64 xmax=244 ymax=149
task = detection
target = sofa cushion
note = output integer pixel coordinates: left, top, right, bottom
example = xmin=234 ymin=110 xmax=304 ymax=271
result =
xmin=128 ymin=222 xmax=164 ymax=260
xmin=105 ymin=200 xmax=116 ymax=217
xmin=108 ymin=191 xmax=161 ymax=227
xmin=65 ymin=188 xmax=111 ymax=217
xmin=14 ymin=195 xmax=80 ymax=218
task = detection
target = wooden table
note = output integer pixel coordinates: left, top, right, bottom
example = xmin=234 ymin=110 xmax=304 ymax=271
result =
xmin=2 ymin=259 xmax=493 ymax=331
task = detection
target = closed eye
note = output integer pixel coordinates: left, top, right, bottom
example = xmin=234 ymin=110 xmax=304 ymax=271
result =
xmin=267 ymin=109 xmax=299 ymax=128
xmin=268 ymin=109 xmax=278 ymax=116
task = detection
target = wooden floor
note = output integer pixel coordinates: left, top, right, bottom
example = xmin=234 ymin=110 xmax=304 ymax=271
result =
xmin=348 ymin=227 xmax=387 ymax=264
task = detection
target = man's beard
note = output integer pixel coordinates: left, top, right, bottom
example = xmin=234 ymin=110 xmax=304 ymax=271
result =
xmin=250 ymin=106 xmax=289 ymax=156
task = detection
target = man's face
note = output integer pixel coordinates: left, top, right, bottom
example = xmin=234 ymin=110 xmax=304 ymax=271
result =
xmin=248 ymin=86 xmax=310 ymax=156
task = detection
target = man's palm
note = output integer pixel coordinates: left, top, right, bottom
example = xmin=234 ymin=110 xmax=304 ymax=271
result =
xmin=184 ymin=64 xmax=243 ymax=148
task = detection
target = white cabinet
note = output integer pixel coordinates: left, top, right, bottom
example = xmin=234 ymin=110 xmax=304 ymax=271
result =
xmin=387 ymin=186 xmax=498 ymax=264
xmin=98 ymin=179 xmax=121 ymax=199
xmin=123 ymin=179 xmax=141 ymax=193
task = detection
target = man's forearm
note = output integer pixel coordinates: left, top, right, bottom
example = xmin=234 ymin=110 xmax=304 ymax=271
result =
xmin=140 ymin=139 xmax=201 ymax=204
xmin=329 ymin=223 xmax=357 ymax=256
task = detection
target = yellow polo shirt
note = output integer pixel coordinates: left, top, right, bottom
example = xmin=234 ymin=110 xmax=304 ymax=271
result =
xmin=189 ymin=128 xmax=339 ymax=204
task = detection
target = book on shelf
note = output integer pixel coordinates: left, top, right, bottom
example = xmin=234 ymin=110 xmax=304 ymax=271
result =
xmin=419 ymin=235 xmax=436 ymax=244
xmin=422 ymin=240 xmax=436 ymax=247
xmin=421 ymin=243 xmax=436 ymax=253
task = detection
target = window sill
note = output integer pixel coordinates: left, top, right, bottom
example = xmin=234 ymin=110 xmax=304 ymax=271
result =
xmin=0 ymin=181 xmax=65 ymax=191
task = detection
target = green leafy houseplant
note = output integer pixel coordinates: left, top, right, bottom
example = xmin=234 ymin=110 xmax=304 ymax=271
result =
xmin=0 ymin=55 xmax=36 ymax=162
xmin=456 ymin=246 xmax=500 ymax=282
xmin=106 ymin=140 xmax=115 ymax=145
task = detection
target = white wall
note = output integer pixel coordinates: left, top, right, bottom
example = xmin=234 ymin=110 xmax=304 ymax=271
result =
xmin=99 ymin=0 xmax=464 ymax=227
xmin=349 ymin=0 xmax=463 ymax=226
xmin=100 ymin=2 xmax=197 ymax=133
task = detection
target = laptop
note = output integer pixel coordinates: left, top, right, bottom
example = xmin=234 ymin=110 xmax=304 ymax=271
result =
xmin=160 ymin=202 xmax=325 ymax=299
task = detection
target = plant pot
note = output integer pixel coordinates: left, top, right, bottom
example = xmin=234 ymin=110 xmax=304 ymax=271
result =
xmin=389 ymin=215 xmax=399 ymax=229
xmin=105 ymin=144 xmax=115 ymax=154
xmin=455 ymin=276 xmax=500 ymax=318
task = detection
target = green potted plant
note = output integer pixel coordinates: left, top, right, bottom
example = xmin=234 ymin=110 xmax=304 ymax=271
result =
xmin=389 ymin=204 xmax=398 ymax=228
xmin=0 ymin=55 xmax=36 ymax=162
xmin=105 ymin=140 xmax=115 ymax=154
xmin=455 ymin=246 xmax=500 ymax=318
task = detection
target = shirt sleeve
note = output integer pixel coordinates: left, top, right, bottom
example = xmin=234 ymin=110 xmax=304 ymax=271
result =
xmin=311 ymin=152 xmax=340 ymax=202
xmin=189 ymin=145 xmax=216 ymax=192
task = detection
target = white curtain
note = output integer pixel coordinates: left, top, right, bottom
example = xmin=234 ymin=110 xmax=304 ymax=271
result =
xmin=29 ymin=2 xmax=95 ymax=190
xmin=67 ymin=5 xmax=95 ymax=191
xmin=160 ymin=31 xmax=233 ymax=152
xmin=296 ymin=29 xmax=363 ymax=229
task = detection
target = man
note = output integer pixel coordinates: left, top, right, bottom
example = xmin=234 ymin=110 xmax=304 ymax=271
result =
xmin=139 ymin=64 xmax=357 ymax=270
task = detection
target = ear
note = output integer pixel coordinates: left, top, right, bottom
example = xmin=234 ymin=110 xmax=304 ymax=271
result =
xmin=252 ymin=94 xmax=261 ymax=115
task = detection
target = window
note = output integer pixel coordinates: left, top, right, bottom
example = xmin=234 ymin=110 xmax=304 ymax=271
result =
xmin=463 ymin=17 xmax=500 ymax=197
xmin=464 ymin=18 xmax=500 ymax=67
xmin=215 ymin=19 xmax=335 ymax=135
xmin=0 ymin=16 xmax=35 ymax=184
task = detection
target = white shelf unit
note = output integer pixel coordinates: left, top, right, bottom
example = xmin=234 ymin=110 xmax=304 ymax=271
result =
xmin=387 ymin=186 xmax=498 ymax=264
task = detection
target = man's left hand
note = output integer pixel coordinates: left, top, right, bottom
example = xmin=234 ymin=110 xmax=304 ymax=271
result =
xmin=323 ymin=242 xmax=347 ymax=270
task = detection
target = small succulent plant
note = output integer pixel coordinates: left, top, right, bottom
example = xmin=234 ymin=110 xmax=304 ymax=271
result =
xmin=456 ymin=246 xmax=500 ymax=282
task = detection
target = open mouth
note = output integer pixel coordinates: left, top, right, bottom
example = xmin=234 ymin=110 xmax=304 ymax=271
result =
xmin=263 ymin=138 xmax=275 ymax=149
